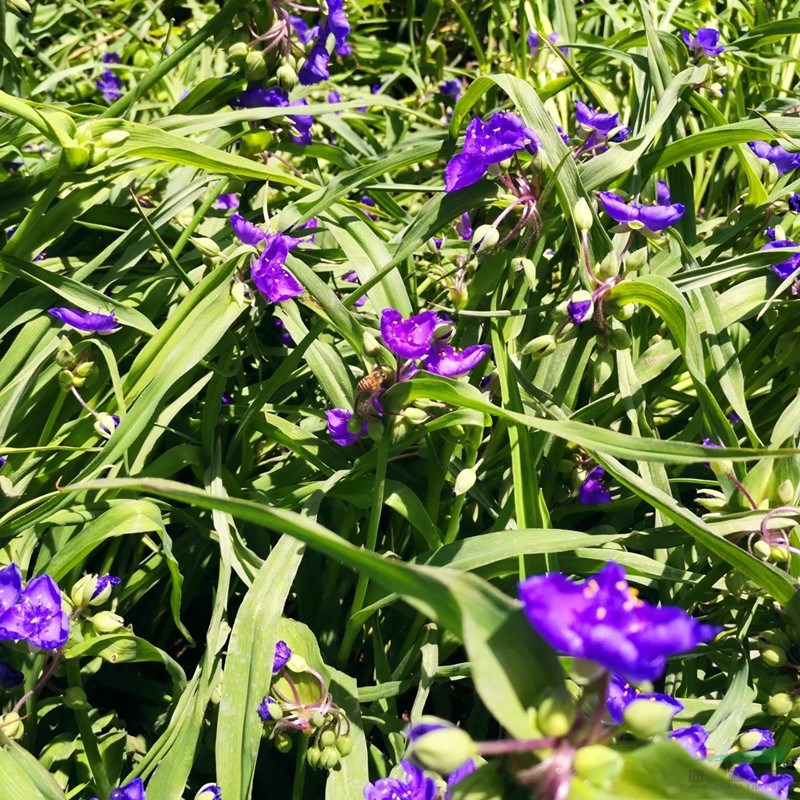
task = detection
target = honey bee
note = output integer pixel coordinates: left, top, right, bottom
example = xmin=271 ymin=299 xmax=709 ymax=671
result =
xmin=357 ymin=366 xmax=389 ymax=394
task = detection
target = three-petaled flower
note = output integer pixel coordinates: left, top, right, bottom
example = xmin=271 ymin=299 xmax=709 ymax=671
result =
xmin=575 ymin=101 xmax=630 ymax=149
xmin=326 ymin=408 xmax=368 ymax=447
xmin=731 ymin=764 xmax=793 ymax=800
xmin=48 ymin=308 xmax=120 ymax=334
xmin=748 ymin=141 xmax=800 ymax=175
xmin=598 ymin=191 xmax=685 ymax=232
xmin=682 ymin=28 xmax=725 ymax=57
xmin=445 ymin=113 xmax=541 ymax=192
xmin=518 ymin=562 xmax=718 ymax=681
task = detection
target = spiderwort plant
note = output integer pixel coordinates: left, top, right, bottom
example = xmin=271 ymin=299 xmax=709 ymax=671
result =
xmin=682 ymin=28 xmax=725 ymax=58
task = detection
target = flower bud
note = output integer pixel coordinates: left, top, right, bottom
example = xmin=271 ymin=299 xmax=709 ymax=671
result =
xmin=766 ymin=163 xmax=780 ymax=188
xmin=94 ymin=413 xmax=120 ymax=439
xmin=7 ymin=0 xmax=31 ymax=15
xmin=567 ymin=290 xmax=594 ymax=325
xmin=71 ymin=574 xmax=98 ymax=608
xmin=778 ymin=479 xmax=796 ymax=505
xmin=89 ymin=611 xmax=125 ymax=633
xmin=521 ymin=334 xmax=557 ymax=359
xmin=573 ymin=745 xmax=624 ymax=788
xmin=596 ymin=252 xmax=619 ymax=280
xmin=624 ymin=247 xmax=649 ymax=272
xmin=753 ymin=539 xmax=773 ymax=561
xmin=737 ymin=731 xmax=770 ymax=752
xmin=767 ymin=692 xmax=793 ymax=716
xmin=277 ymin=64 xmax=299 ymax=90
xmin=402 ymin=407 xmax=429 ymax=425
xmin=100 ymin=129 xmax=130 ymax=148
xmin=286 ymin=652 xmax=308 ymax=673
xmin=408 ymin=727 xmax=478 ymax=775
xmin=62 ymin=144 xmax=91 ymax=171
xmin=319 ymin=729 xmax=337 ymax=748
xmin=58 ymin=369 xmax=75 ymax=389
xmin=310 ymin=711 xmax=326 ymax=728
xmin=244 ymin=50 xmax=267 ymax=81
xmin=306 ymin=745 xmax=322 ymax=769
xmin=573 ymin=197 xmax=594 ymax=232
xmin=56 ymin=340 xmax=75 ymax=368
xmin=470 ymin=224 xmax=499 ymax=254
xmin=320 ymin=746 xmax=340 ymax=769
xmin=609 ymin=327 xmax=631 ymax=350
xmin=0 ymin=711 xmax=24 ymax=740
xmin=761 ymin=644 xmax=788 ymax=668
xmin=623 ymin=698 xmax=681 ymax=738
xmin=772 ymin=546 xmax=790 ymax=563
xmin=275 ymin=731 xmax=293 ymax=753
xmin=74 ymin=361 xmax=96 ymax=378
xmin=227 ymin=42 xmax=249 ymax=65
xmin=454 ymin=468 xmax=477 ymax=497
xmin=426 ymin=237 xmax=443 ymax=254
xmin=594 ymin=350 xmax=614 ymax=386
xmin=537 ymin=691 xmax=576 ymax=738
xmin=336 ymin=734 xmax=353 ymax=756
xmin=62 ymin=686 xmax=89 ymax=711
xmin=362 ymin=332 xmax=382 ymax=359
xmin=191 ymin=236 xmax=221 ymax=258
xmin=195 ymin=783 xmax=222 ymax=800
xmin=447 ymin=282 xmax=469 ymax=310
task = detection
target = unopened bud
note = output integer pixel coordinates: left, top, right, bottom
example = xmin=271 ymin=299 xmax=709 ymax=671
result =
xmin=454 ymin=468 xmax=477 ymax=496
xmin=772 ymin=546 xmax=790 ymax=562
xmin=753 ymin=539 xmax=773 ymax=561
xmin=62 ymin=686 xmax=89 ymax=710
xmin=624 ymin=247 xmax=649 ymax=272
xmin=521 ymin=334 xmax=557 ymax=359
xmin=228 ymin=42 xmax=249 ymax=64
xmin=596 ymin=251 xmax=619 ymax=279
xmin=244 ymin=50 xmax=267 ymax=81
xmin=89 ymin=611 xmax=125 ymax=633
xmin=286 ymin=653 xmax=308 ymax=673
xmin=310 ymin=711 xmax=326 ymax=728
xmin=277 ymin=64 xmax=299 ymax=90
xmin=761 ymin=644 xmax=788 ymax=667
xmin=567 ymin=290 xmax=594 ymax=325
xmin=336 ymin=734 xmax=353 ymax=756
xmin=191 ymin=236 xmax=221 ymax=258
xmin=470 ymin=224 xmax=499 ymax=254
xmin=58 ymin=369 xmax=75 ymax=388
xmin=573 ymin=197 xmax=594 ymax=232
xmin=573 ymin=745 xmax=624 ymax=788
xmin=94 ymin=413 xmax=120 ymax=439
xmin=74 ymin=361 xmax=96 ymax=378
xmin=738 ymin=731 xmax=770 ymax=751
xmin=100 ymin=129 xmax=130 ymax=148
xmin=447 ymin=282 xmax=469 ymax=310
xmin=623 ymin=698 xmax=681 ymax=738
xmin=778 ymin=479 xmax=796 ymax=505
xmin=62 ymin=144 xmax=91 ymax=171
xmin=7 ymin=0 xmax=31 ymax=15
xmin=609 ymin=328 xmax=631 ymax=350
xmin=0 ymin=712 xmax=23 ymax=739
xmin=320 ymin=746 xmax=340 ymax=769
xmin=71 ymin=574 xmax=98 ymax=608
xmin=195 ymin=784 xmax=223 ymax=800
xmin=766 ymin=163 xmax=780 ymax=188
xmin=403 ymin=407 xmax=430 ymax=425
xmin=768 ymin=692 xmax=793 ymax=716
xmin=275 ymin=731 xmax=293 ymax=753
xmin=306 ymin=746 xmax=322 ymax=769
xmin=408 ymin=727 xmax=478 ymax=775
xmin=537 ymin=692 xmax=576 ymax=738
xmin=594 ymin=350 xmax=614 ymax=385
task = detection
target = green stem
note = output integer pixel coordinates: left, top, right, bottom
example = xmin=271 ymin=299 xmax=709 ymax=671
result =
xmin=291 ymin=736 xmax=308 ymax=800
xmin=337 ymin=427 xmax=391 ymax=663
xmin=66 ymin=660 xmax=111 ymax=799
xmin=443 ymin=425 xmax=482 ymax=546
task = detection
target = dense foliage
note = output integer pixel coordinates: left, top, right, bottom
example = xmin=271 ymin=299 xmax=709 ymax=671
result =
xmin=3 ymin=1 xmax=800 ymax=799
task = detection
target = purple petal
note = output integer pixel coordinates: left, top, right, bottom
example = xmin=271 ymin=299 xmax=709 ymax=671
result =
xmin=0 ymin=564 xmax=21 ymax=616
xmin=48 ymin=308 xmax=119 ymax=334
xmin=635 ymin=202 xmax=686 ymax=232
xmin=230 ymin=214 xmax=268 ymax=245
xmin=444 ymin=151 xmax=488 ymax=192
xmin=423 ymin=343 xmax=491 ymax=378
xmin=251 ymin=263 xmax=303 ymax=303
xmin=669 ymin=724 xmax=709 ymax=759
xmin=575 ymin=101 xmax=624 ymax=138
xmin=656 ymin=180 xmax=671 ymax=205
xmin=326 ymin=408 xmax=366 ymax=446
xmin=694 ymin=28 xmax=725 ymax=56
xmin=109 ymin=779 xmax=145 ymax=800
xmin=298 ymin=42 xmax=331 ymax=86
xmin=598 ymin=191 xmax=640 ymax=225
xmin=567 ymin=298 xmax=593 ymax=325
xmin=606 ymin=675 xmax=637 ymax=723
xmin=380 ymin=309 xmax=439 ymax=359
xmin=272 ymin=639 xmax=292 ymax=672
xmin=763 ymin=240 xmax=800 ymax=280
xmin=456 ymin=212 xmax=473 ymax=240
xmin=213 ymin=193 xmax=240 ymax=210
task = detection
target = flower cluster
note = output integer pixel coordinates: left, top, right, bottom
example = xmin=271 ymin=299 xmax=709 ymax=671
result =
xmin=0 ymin=564 xmax=69 ymax=651
xmin=518 ymin=562 xmax=718 ymax=681
xmin=445 ymin=113 xmax=541 ymax=192
xmin=230 ymin=214 xmax=305 ymax=303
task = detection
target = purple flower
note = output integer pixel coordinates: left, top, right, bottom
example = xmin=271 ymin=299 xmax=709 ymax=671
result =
xmin=748 ymin=142 xmax=800 ymax=175
xmin=102 ymin=53 xmax=121 ymax=64
xmin=669 ymin=724 xmax=709 ymax=759
xmin=598 ymin=191 xmax=685 ymax=232
xmin=440 ymin=79 xmax=462 ymax=100
xmin=299 ymin=41 xmax=331 ymax=85
xmin=518 ymin=562 xmax=719 ymax=682
xmin=230 ymin=214 xmax=267 ymax=246
xmin=273 ymin=317 xmax=294 ymax=346
xmin=605 ymin=674 xmax=683 ymax=724
xmin=656 ymin=180 xmax=671 ymax=205
xmin=96 ymin=70 xmax=123 ymax=102
xmin=579 ymin=465 xmax=612 ymax=505
xmin=231 ymin=88 xmax=313 ymax=144
xmin=763 ymin=240 xmax=800 ymax=281
xmin=445 ymin=113 xmax=541 ymax=192
xmin=682 ymin=28 xmax=725 ymax=57
xmin=327 ymin=408 xmax=367 ymax=447
xmin=97 ymin=414 xmax=120 ymax=437
xmin=575 ymin=101 xmax=630 ymax=143
xmin=567 ymin=293 xmax=594 ymax=324
xmin=790 ymin=193 xmax=800 ymax=214
xmin=91 ymin=574 xmax=121 ymax=601
xmin=213 ymin=193 xmax=240 ymax=210
xmin=701 ymin=437 xmax=721 ymax=449
xmin=528 ymin=31 xmax=564 ymax=57
xmin=731 ymin=765 xmax=793 ymax=799
xmin=456 ymin=213 xmax=472 ymax=240
xmin=727 ymin=411 xmax=742 ymax=424
xmin=0 ymin=564 xmax=21 ymax=617
xmin=0 ymin=574 xmax=69 ymax=650
xmin=273 ymin=639 xmax=292 ymax=672
xmin=423 ymin=343 xmax=491 ymax=378
xmin=363 ymin=760 xmax=438 ymax=800
xmin=0 ymin=661 xmax=23 ymax=689
xmin=446 ymin=760 xmax=478 ymax=799
xmin=251 ymin=233 xmax=303 ymax=303
xmin=196 ymin=785 xmax=222 ymax=800
xmin=360 ymin=195 xmax=378 ymax=220
xmin=290 ymin=15 xmax=317 ymax=45
xmin=328 ymin=89 xmax=341 ymax=104
xmin=380 ymin=309 xmax=440 ymax=359
xmin=740 ymin=728 xmax=775 ymax=751
xmin=48 ymin=308 xmax=120 ymax=334
xmin=91 ymin=778 xmax=146 ymax=800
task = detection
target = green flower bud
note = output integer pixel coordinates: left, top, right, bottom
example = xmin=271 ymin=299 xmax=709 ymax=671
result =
xmin=62 ymin=686 xmax=89 ymax=711
xmin=738 ymin=731 xmax=767 ymax=751
xmin=0 ymin=712 xmax=23 ymax=740
xmin=426 ymin=238 xmax=442 ymax=255
xmin=623 ymin=698 xmax=680 ymax=738
xmin=767 ymin=692 xmax=794 ymax=717
xmin=609 ymin=328 xmax=631 ymax=350
xmin=409 ymin=727 xmax=478 ymax=775
xmin=306 ymin=745 xmax=322 ymax=768
xmin=447 ymin=282 xmax=469 ymax=310
xmin=89 ymin=611 xmax=125 ymax=633
xmin=772 ymin=546 xmax=790 ymax=562
xmin=596 ymin=252 xmax=619 ymax=280
xmin=336 ymin=734 xmax=353 ymax=756
xmin=191 ymin=237 xmax=221 ymax=258
xmin=56 ymin=346 xmax=75 ymax=368
xmin=74 ymin=361 xmax=96 ymax=378
xmin=62 ymin=144 xmax=91 ymax=171
xmin=7 ymin=0 xmax=31 ymax=15
xmin=244 ymin=50 xmax=267 ymax=81
xmin=454 ymin=468 xmax=477 ymax=497
xmin=320 ymin=745 xmax=340 ymax=769
xmin=310 ymin=711 xmax=326 ymax=728
xmin=778 ymin=479 xmax=796 ymax=505
xmin=58 ymin=369 xmax=75 ymax=388
xmin=511 ymin=256 xmax=534 ymax=273
xmin=228 ymin=42 xmax=249 ymax=64
xmin=286 ymin=653 xmax=308 ymax=673
xmin=403 ymin=407 xmax=430 ymax=425
xmin=71 ymin=574 xmax=97 ymax=608
xmin=594 ymin=350 xmax=614 ymax=386
xmin=71 ymin=374 xmax=86 ymax=388
xmin=277 ymin=64 xmax=299 ymax=90
xmin=319 ymin=729 xmax=337 ymax=747
xmin=724 ymin=571 xmax=747 ymax=595
xmin=471 ymin=224 xmax=499 ymax=254
xmin=93 ymin=413 xmax=119 ymax=439
xmin=100 ymin=129 xmax=130 ymax=148
xmin=762 ymin=629 xmax=791 ymax=649
xmin=521 ymin=334 xmax=557 ymax=359
xmin=275 ymin=731 xmax=293 ymax=753
xmin=766 ymin=163 xmax=780 ymax=188
xmin=753 ymin=539 xmax=773 ymax=561
xmin=537 ymin=691 xmax=576 ymax=738
xmin=624 ymin=247 xmax=649 ymax=272
xmin=573 ymin=197 xmax=594 ymax=232
xmin=573 ymin=745 xmax=624 ymax=789
xmin=761 ymin=644 xmax=788 ymax=668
